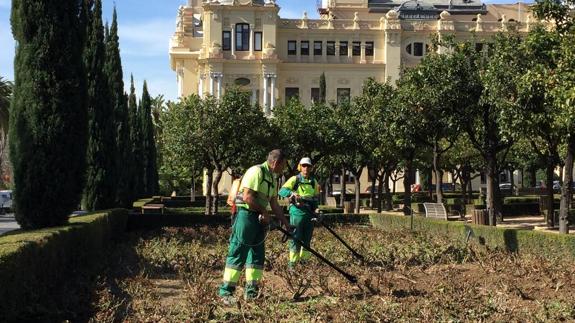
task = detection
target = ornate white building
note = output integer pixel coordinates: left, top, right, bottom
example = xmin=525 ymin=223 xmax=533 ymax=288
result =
xmin=170 ymin=0 xmax=530 ymax=114
xmin=169 ymin=0 xmax=531 ymax=194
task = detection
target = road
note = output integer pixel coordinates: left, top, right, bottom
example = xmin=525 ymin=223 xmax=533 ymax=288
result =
xmin=0 ymin=213 xmax=20 ymax=235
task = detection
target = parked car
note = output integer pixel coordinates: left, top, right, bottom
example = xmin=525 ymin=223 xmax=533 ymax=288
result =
xmin=331 ymin=188 xmax=354 ymax=196
xmin=499 ymin=183 xmax=515 ymax=190
xmin=364 ymin=185 xmax=379 ymax=194
xmin=0 ymin=190 xmax=13 ymax=214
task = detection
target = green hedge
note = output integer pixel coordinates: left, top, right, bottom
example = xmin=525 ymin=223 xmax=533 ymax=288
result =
xmin=369 ymin=213 xmax=575 ymax=261
xmin=127 ymin=212 xmax=368 ymax=230
xmin=0 ymin=209 xmax=129 ymax=321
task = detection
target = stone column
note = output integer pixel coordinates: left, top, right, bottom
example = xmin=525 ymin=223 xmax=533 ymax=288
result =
xmin=263 ymin=75 xmax=269 ymax=115
xmin=209 ymin=73 xmax=215 ymax=96
xmin=311 ymin=39 xmax=315 ymax=63
xmin=322 ymin=38 xmax=327 ymax=62
xmin=198 ymin=73 xmax=204 ymax=98
xmin=231 ymin=24 xmax=236 ymax=58
xmin=177 ymin=63 xmax=184 ymax=98
xmin=296 ymin=37 xmax=301 ymax=63
xmin=251 ymin=88 xmax=258 ymax=105
xmin=335 ymin=40 xmax=340 ymax=63
xmin=270 ymin=74 xmax=277 ymax=110
xmin=360 ymin=42 xmax=366 ymax=64
xmin=348 ymin=39 xmax=353 ymax=61
xmin=216 ymin=73 xmax=223 ymax=99
xmin=249 ymin=24 xmax=255 ymax=58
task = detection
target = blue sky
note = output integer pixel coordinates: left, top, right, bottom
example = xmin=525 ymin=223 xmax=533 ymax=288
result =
xmin=0 ymin=0 xmax=524 ymax=101
xmin=0 ymin=0 xmax=316 ymax=101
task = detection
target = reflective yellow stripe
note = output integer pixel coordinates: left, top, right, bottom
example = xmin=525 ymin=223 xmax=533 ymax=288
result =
xmin=300 ymin=249 xmax=312 ymax=260
xmin=246 ymin=268 xmax=263 ymax=281
xmin=223 ymin=267 xmax=241 ymax=283
xmin=289 ymin=250 xmax=300 ymax=263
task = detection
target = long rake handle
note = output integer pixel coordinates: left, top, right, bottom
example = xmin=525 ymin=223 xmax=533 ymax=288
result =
xmin=275 ymin=226 xmax=358 ymax=284
xmin=319 ymin=221 xmax=365 ymax=261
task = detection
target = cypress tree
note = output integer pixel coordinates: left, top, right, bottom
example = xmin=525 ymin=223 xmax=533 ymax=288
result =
xmin=128 ymin=76 xmax=145 ymax=197
xmin=319 ymin=72 xmax=326 ymax=103
xmin=105 ymin=7 xmax=132 ymax=207
xmin=140 ymin=81 xmax=159 ymax=195
xmin=83 ymin=0 xmax=117 ymax=211
xmin=10 ymin=0 xmax=87 ymax=228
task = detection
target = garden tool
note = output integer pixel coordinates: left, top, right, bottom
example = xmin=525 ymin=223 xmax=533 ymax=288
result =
xmin=312 ymin=215 xmax=365 ymax=262
xmin=270 ymin=219 xmax=358 ymax=284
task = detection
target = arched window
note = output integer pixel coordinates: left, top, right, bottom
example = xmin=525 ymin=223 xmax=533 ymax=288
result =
xmin=235 ymin=23 xmax=250 ymax=51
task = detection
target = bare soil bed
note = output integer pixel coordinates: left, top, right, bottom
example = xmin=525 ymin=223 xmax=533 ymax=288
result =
xmin=91 ymin=224 xmax=575 ymax=322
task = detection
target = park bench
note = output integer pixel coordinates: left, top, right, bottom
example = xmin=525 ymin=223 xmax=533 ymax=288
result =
xmin=326 ymin=197 xmax=337 ymax=207
xmin=141 ymin=203 xmax=165 ymax=215
xmin=423 ymin=203 xmax=462 ymax=221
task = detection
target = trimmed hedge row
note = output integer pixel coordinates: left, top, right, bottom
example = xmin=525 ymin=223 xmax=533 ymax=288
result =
xmin=0 ymin=209 xmax=129 ymax=321
xmin=127 ymin=212 xmax=369 ymax=231
xmin=369 ymin=212 xmax=575 ymax=261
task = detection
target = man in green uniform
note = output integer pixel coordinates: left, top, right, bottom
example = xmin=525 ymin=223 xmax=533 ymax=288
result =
xmin=278 ymin=157 xmax=320 ymax=267
xmin=218 ymin=149 xmax=290 ymax=303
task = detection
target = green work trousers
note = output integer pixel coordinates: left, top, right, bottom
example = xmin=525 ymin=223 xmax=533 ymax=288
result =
xmin=218 ymin=207 xmax=266 ymax=299
xmin=288 ymin=206 xmax=314 ymax=266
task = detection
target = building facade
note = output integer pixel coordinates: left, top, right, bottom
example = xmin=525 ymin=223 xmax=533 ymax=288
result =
xmin=169 ymin=0 xmax=531 ymax=194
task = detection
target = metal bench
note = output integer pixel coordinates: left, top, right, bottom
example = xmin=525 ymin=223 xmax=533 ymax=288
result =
xmin=141 ymin=203 xmax=165 ymax=215
xmin=423 ymin=203 xmax=461 ymax=221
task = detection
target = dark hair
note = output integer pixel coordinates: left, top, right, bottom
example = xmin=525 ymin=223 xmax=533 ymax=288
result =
xmin=267 ymin=149 xmax=286 ymax=163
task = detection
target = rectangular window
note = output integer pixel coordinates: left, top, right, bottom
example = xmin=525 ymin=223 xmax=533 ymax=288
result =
xmin=352 ymin=41 xmax=361 ymax=56
xmin=254 ymin=32 xmax=262 ymax=51
xmin=288 ymin=40 xmax=297 ymax=55
xmin=301 ymin=41 xmax=309 ymax=56
xmin=314 ymin=41 xmax=322 ymax=56
xmin=365 ymin=41 xmax=374 ymax=56
xmin=236 ymin=23 xmax=250 ymax=51
xmin=311 ymin=87 xmax=320 ymax=103
xmin=339 ymin=41 xmax=348 ymax=56
xmin=285 ymin=87 xmax=300 ymax=101
xmin=222 ymin=31 xmax=231 ymax=51
xmin=337 ymin=88 xmax=351 ymax=105
xmin=413 ymin=42 xmax=424 ymax=56
xmin=326 ymin=41 xmax=335 ymax=55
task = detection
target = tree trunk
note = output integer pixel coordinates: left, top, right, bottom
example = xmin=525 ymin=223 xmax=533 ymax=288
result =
xmin=427 ymin=168 xmax=433 ymax=200
xmin=433 ymin=141 xmax=443 ymax=204
xmin=190 ymin=175 xmax=196 ymax=202
xmin=212 ymin=168 xmax=223 ymax=215
xmin=528 ymin=168 xmax=537 ymax=188
xmin=545 ymin=161 xmax=555 ymax=227
xmin=383 ymin=171 xmax=392 ymax=211
xmin=485 ymin=154 xmax=499 ymax=226
xmin=205 ymin=168 xmax=213 ymax=215
xmin=403 ymin=157 xmax=413 ymax=215
xmin=559 ymin=139 xmax=574 ymax=234
xmin=324 ymin=180 xmax=329 ymax=205
xmin=518 ymin=169 xmax=524 ymax=189
xmin=339 ymin=166 xmax=346 ymax=208
xmin=376 ymin=173 xmax=384 ymax=213
xmin=369 ymin=166 xmax=377 ymax=209
xmin=509 ymin=168 xmax=515 ymax=195
xmin=353 ymin=168 xmax=363 ymax=214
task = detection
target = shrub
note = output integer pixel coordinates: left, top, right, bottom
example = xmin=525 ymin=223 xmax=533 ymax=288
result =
xmin=369 ymin=212 xmax=575 ymax=261
xmin=0 ymin=209 xmax=129 ymax=321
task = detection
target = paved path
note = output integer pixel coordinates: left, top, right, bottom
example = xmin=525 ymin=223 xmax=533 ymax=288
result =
xmin=0 ymin=213 xmax=20 ymax=235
